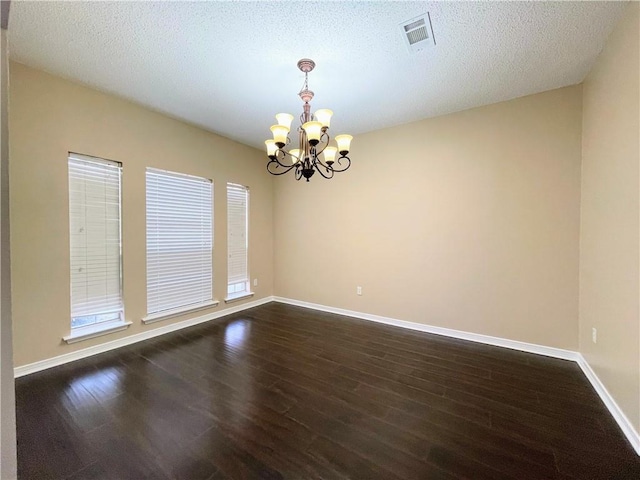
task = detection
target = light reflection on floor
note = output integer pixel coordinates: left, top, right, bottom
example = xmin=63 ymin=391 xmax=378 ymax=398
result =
xmin=224 ymin=319 xmax=251 ymax=349
xmin=65 ymin=366 xmax=123 ymax=402
xmin=220 ymin=319 xmax=254 ymax=427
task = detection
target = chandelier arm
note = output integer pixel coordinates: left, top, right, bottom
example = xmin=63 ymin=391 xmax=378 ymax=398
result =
xmin=312 ymin=141 xmax=336 ymax=170
xmin=266 ymin=159 xmax=297 ymax=175
xmin=313 ymin=133 xmax=330 ymax=156
xmin=269 ymin=149 xmax=299 ymax=168
xmin=313 ymin=154 xmax=332 ymax=170
xmin=270 ymin=158 xmax=292 ymax=168
xmin=328 ymin=155 xmax=352 ymax=173
xmin=313 ymin=162 xmax=335 ymax=179
xmin=294 ymin=165 xmax=304 ymax=181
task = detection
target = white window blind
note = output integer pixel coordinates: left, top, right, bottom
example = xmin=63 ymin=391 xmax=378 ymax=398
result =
xmin=227 ymin=183 xmax=249 ymax=296
xmin=146 ymin=168 xmax=213 ymax=315
xmin=68 ymin=153 xmax=123 ymax=329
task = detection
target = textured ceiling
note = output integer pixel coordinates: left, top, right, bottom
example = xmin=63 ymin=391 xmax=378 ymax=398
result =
xmin=8 ymin=1 xmax=628 ymax=150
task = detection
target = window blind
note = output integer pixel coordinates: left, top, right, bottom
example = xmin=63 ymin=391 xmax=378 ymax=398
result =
xmin=68 ymin=153 xmax=123 ymax=329
xmin=227 ymin=183 xmax=249 ymax=295
xmin=146 ymin=168 xmax=213 ymax=315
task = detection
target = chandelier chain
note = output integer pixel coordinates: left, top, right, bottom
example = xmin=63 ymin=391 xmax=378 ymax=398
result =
xmin=299 ymin=72 xmax=310 ymax=98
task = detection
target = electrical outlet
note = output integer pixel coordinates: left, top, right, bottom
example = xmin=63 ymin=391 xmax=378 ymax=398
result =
xmin=253 ymin=278 xmax=258 ymax=287
xmin=592 ymin=327 xmax=597 ymax=344
xmin=357 ymin=286 xmax=362 ymax=296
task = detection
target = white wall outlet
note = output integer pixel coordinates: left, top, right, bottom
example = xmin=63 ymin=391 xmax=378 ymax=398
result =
xmin=592 ymin=327 xmax=597 ymax=344
xmin=356 ymin=286 xmax=362 ymax=296
xmin=253 ymin=278 xmax=258 ymax=287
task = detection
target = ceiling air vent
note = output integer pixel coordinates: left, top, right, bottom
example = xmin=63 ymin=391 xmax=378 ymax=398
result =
xmin=400 ymin=13 xmax=435 ymax=54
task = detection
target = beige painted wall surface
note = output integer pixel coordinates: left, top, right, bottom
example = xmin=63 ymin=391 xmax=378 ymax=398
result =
xmin=275 ymin=86 xmax=582 ymax=350
xmin=579 ymin=2 xmax=640 ymax=432
xmin=9 ymin=62 xmax=274 ymax=367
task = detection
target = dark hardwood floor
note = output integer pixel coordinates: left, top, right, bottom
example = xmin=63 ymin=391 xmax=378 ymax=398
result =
xmin=16 ymin=302 xmax=640 ymax=479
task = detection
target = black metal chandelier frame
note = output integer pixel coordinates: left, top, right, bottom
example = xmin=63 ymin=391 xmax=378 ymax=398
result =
xmin=266 ymin=131 xmax=351 ymax=182
xmin=266 ymin=58 xmax=352 ymax=182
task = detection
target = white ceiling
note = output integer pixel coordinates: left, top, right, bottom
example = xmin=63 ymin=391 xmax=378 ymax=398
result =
xmin=8 ymin=1 xmax=628 ymax=150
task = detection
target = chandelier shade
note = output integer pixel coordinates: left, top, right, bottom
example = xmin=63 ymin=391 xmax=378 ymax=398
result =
xmin=314 ymin=109 xmax=333 ymax=128
xmin=264 ymin=140 xmax=278 ymax=157
xmin=301 ymin=121 xmax=322 ymax=144
xmin=270 ymin=125 xmax=289 ymax=147
xmin=323 ymin=146 xmax=337 ymax=164
xmin=266 ymin=59 xmax=353 ymax=182
xmin=334 ymin=134 xmax=353 ymax=155
xmin=275 ymin=113 xmax=294 ymax=129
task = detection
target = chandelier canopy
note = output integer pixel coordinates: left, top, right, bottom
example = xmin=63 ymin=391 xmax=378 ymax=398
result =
xmin=265 ymin=59 xmax=353 ymax=182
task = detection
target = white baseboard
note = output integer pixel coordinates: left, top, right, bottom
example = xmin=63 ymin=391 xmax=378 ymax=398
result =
xmin=576 ymin=354 xmax=640 ymax=455
xmin=273 ymin=296 xmax=640 ymax=455
xmin=273 ymin=296 xmax=578 ymax=360
xmin=14 ymin=296 xmax=274 ymax=378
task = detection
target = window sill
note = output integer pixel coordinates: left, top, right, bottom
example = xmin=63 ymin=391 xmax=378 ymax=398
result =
xmin=224 ymin=292 xmax=255 ymax=304
xmin=142 ymin=300 xmax=220 ymax=325
xmin=63 ymin=320 xmax=132 ymax=344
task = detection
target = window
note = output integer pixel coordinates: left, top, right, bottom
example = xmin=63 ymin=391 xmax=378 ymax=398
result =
xmin=145 ymin=168 xmax=213 ymax=319
xmin=68 ymin=153 xmax=123 ymax=330
xmin=226 ymin=183 xmax=250 ymax=300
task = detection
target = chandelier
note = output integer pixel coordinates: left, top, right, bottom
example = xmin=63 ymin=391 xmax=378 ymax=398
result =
xmin=265 ymin=59 xmax=353 ymax=182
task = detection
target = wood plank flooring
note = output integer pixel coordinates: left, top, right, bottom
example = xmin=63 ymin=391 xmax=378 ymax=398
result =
xmin=16 ymin=303 xmax=640 ymax=479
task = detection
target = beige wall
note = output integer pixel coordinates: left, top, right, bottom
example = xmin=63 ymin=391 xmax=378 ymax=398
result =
xmin=1 ymin=30 xmax=17 ymax=480
xmin=274 ymin=85 xmax=583 ymax=350
xmin=9 ymin=62 xmax=274 ymax=367
xmin=580 ymin=2 xmax=640 ymax=432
